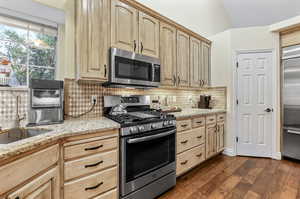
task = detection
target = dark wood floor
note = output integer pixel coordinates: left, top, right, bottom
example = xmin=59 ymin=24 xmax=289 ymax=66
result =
xmin=159 ymin=155 xmax=300 ymax=199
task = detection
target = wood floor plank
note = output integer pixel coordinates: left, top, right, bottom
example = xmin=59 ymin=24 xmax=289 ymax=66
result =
xmin=158 ymin=155 xmax=300 ymax=199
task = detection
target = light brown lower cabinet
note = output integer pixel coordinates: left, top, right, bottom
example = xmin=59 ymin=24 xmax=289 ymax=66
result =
xmin=0 ymin=130 xmax=119 ymax=199
xmin=7 ymin=166 xmax=60 ymax=199
xmin=176 ymin=113 xmax=226 ymax=176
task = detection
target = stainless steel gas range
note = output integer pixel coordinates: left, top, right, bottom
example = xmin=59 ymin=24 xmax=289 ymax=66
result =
xmin=104 ymin=95 xmax=176 ymax=199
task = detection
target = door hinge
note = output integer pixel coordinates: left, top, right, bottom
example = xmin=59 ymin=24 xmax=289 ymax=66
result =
xmin=236 ymin=62 xmax=239 ymax=68
xmin=236 ymin=137 xmax=239 ymax=143
xmin=236 ymin=99 xmax=239 ymax=105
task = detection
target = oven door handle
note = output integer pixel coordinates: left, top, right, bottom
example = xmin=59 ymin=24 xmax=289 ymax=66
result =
xmin=287 ymin=130 xmax=300 ymax=135
xmin=127 ymin=130 xmax=176 ymax=144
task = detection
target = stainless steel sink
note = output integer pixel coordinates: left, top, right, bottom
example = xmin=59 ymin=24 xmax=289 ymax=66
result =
xmin=0 ymin=128 xmax=52 ymax=144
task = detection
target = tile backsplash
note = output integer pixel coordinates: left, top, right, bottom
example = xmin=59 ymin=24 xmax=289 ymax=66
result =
xmin=0 ymin=88 xmax=28 ymax=128
xmin=0 ymin=79 xmax=227 ymax=125
xmin=64 ymin=79 xmax=227 ymax=119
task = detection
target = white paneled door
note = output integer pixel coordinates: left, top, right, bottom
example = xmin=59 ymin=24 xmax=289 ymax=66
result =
xmin=236 ymin=52 xmax=273 ymax=158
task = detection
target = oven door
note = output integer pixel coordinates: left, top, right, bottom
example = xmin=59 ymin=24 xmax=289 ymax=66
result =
xmin=111 ymin=48 xmax=160 ymax=87
xmin=120 ymin=127 xmax=176 ymax=196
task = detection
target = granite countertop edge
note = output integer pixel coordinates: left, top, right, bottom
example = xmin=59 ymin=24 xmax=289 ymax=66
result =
xmin=0 ymin=117 xmax=120 ymax=161
xmin=172 ymin=109 xmax=227 ymax=119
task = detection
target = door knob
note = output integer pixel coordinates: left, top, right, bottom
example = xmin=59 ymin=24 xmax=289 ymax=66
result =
xmin=264 ymin=108 xmax=273 ymax=113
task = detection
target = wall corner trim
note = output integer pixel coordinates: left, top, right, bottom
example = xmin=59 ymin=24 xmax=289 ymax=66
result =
xmin=223 ymin=148 xmax=236 ymax=157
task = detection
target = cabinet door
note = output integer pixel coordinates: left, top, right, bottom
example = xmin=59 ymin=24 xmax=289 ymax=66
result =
xmin=139 ymin=12 xmax=159 ymax=57
xmin=7 ymin=167 xmax=59 ymax=199
xmin=206 ymin=125 xmax=217 ymax=158
xmin=160 ymin=22 xmax=176 ymax=87
xmin=111 ymin=0 xmax=138 ymax=52
xmin=76 ymin=0 xmax=109 ymax=80
xmin=217 ymin=122 xmax=225 ymax=152
xmin=202 ymin=42 xmax=211 ymax=86
xmin=177 ymin=30 xmax=190 ymax=88
xmin=190 ymin=37 xmax=202 ymax=88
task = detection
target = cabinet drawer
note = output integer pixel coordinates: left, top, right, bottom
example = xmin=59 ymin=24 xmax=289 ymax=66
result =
xmin=176 ymin=119 xmax=192 ymax=132
xmin=64 ymin=167 xmax=117 ymax=199
xmin=93 ymin=189 xmax=117 ymax=199
xmin=176 ymin=145 xmax=205 ymax=176
xmin=64 ymin=137 xmax=118 ymax=160
xmin=177 ymin=127 xmax=205 ymax=154
xmin=192 ymin=117 xmax=205 ymax=128
xmin=206 ymin=115 xmax=216 ymax=125
xmin=217 ymin=113 xmax=226 ymax=122
xmin=64 ymin=150 xmax=117 ymax=181
xmin=0 ymin=145 xmax=59 ymax=195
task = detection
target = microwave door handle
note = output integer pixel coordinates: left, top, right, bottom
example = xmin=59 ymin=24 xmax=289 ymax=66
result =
xmin=127 ymin=130 xmax=176 ymax=144
xmin=287 ymin=130 xmax=300 ymax=135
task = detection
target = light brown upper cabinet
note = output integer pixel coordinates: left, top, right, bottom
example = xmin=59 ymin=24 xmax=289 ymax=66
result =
xmin=139 ymin=12 xmax=160 ymax=57
xmin=177 ymin=30 xmax=190 ymax=88
xmin=202 ymin=42 xmax=211 ymax=86
xmin=160 ymin=22 xmax=177 ymax=87
xmin=281 ymin=28 xmax=300 ymax=47
xmin=190 ymin=37 xmax=202 ymax=88
xmin=76 ymin=0 xmax=109 ymax=81
xmin=111 ymin=0 xmax=160 ymax=57
xmin=111 ymin=0 xmax=138 ymax=52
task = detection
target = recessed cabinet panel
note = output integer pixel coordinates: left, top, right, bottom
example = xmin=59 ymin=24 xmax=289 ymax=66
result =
xmin=111 ymin=0 xmax=138 ymax=52
xmin=190 ymin=37 xmax=202 ymax=88
xmin=177 ymin=30 xmax=190 ymax=88
xmin=160 ymin=22 xmax=177 ymax=87
xmin=202 ymin=42 xmax=211 ymax=86
xmin=76 ymin=0 xmax=109 ymax=80
xmin=139 ymin=12 xmax=160 ymax=57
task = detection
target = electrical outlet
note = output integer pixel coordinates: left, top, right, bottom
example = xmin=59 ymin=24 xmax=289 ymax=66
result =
xmin=91 ymin=95 xmax=97 ymax=105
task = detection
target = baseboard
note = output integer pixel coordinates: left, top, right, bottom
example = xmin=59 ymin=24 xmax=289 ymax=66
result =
xmin=272 ymin=152 xmax=282 ymax=160
xmin=222 ymin=148 xmax=236 ymax=156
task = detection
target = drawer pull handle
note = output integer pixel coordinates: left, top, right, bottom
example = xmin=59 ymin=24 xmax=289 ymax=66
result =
xmin=85 ymin=182 xmax=103 ymax=191
xmin=219 ymin=117 xmax=224 ymax=119
xmin=85 ymin=160 xmax=104 ymax=168
xmin=197 ymin=153 xmax=203 ymax=157
xmin=209 ymin=119 xmax=214 ymax=121
xmin=84 ymin=145 xmax=103 ymax=151
xmin=181 ymin=140 xmax=188 ymax=144
xmin=197 ymin=136 xmax=202 ymax=139
xmin=181 ymin=160 xmax=188 ymax=165
xmin=196 ymin=121 xmax=203 ymax=124
xmin=181 ymin=124 xmax=188 ymax=128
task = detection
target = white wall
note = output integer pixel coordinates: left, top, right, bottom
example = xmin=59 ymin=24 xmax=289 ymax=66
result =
xmin=136 ymin=0 xmax=231 ymax=37
xmin=209 ymin=26 xmax=281 ymax=157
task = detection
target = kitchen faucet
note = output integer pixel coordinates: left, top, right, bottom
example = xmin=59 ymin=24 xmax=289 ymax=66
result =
xmin=13 ymin=95 xmax=25 ymax=129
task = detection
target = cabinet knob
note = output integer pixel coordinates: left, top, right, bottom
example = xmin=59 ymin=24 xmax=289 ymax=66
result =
xmin=104 ymin=64 xmax=107 ymax=77
xmin=134 ymin=40 xmax=137 ymax=52
xmin=141 ymin=42 xmax=144 ymax=53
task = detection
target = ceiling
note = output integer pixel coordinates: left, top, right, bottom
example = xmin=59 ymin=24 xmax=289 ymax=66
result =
xmin=222 ymin=0 xmax=300 ymax=28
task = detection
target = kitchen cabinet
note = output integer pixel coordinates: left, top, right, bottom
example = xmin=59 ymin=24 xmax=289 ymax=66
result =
xmin=217 ymin=122 xmax=225 ymax=152
xmin=177 ymin=30 xmax=190 ymax=88
xmin=206 ymin=124 xmax=217 ymax=159
xmin=7 ymin=167 xmax=60 ymax=199
xmin=190 ymin=37 xmax=202 ymax=88
xmin=139 ymin=12 xmax=160 ymax=57
xmin=160 ymin=22 xmax=177 ymax=87
xmin=111 ymin=0 xmax=138 ymax=52
xmin=63 ymin=130 xmax=118 ymax=199
xmin=76 ymin=0 xmax=109 ymax=81
xmin=202 ymin=42 xmax=211 ymax=87
xmin=111 ymin=0 xmax=160 ymax=57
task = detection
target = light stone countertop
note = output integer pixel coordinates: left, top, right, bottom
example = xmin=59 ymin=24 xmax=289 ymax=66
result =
xmin=172 ymin=108 xmax=226 ymax=119
xmin=0 ymin=117 xmax=120 ymax=161
xmin=0 ymin=109 xmax=226 ymax=161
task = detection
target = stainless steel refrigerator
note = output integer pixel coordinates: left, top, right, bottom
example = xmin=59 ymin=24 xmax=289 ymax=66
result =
xmin=282 ymin=44 xmax=300 ymax=160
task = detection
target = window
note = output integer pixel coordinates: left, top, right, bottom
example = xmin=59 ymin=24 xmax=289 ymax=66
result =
xmin=0 ymin=16 xmax=57 ymax=87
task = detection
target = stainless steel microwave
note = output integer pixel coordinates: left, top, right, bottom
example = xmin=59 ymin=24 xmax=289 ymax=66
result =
xmin=106 ymin=48 xmax=161 ymax=88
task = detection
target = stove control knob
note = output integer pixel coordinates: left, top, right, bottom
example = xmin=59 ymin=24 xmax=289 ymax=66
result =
xmin=163 ymin=121 xmax=169 ymax=126
xmin=130 ymin=127 xmax=137 ymax=133
xmin=138 ymin=126 xmax=145 ymax=131
xmin=168 ymin=120 xmax=174 ymax=125
xmin=151 ymin=124 xmax=157 ymax=129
